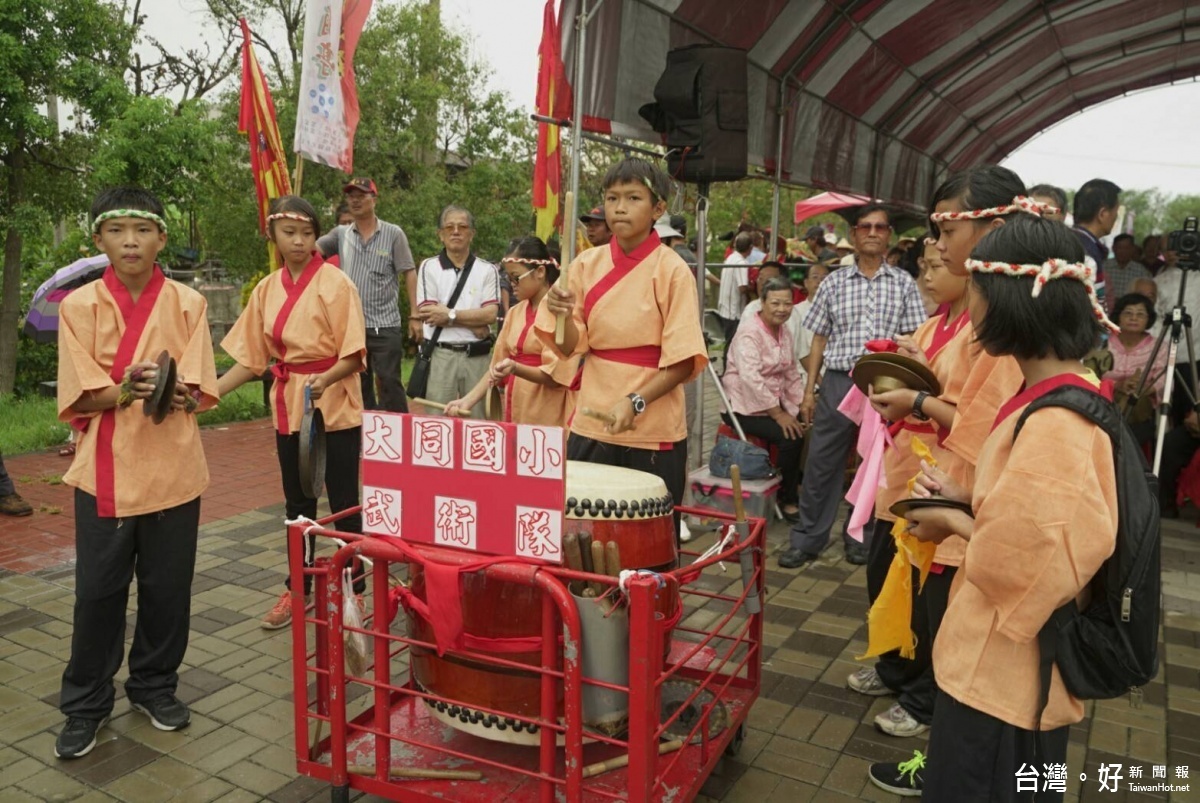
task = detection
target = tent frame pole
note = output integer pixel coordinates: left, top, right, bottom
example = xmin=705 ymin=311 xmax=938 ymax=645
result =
xmin=563 ymin=0 xmax=605 ymax=269
xmin=768 ymin=83 xmax=786 ymax=260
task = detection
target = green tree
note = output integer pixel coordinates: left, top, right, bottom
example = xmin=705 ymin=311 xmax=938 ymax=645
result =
xmin=0 ymin=0 xmax=132 ymax=395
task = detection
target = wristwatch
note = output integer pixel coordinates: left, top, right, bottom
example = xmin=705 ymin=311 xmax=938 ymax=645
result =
xmin=627 ymin=392 xmax=647 ymax=416
xmin=912 ymin=390 xmax=931 ymax=422
xmin=448 ymin=309 xmax=458 ymax=324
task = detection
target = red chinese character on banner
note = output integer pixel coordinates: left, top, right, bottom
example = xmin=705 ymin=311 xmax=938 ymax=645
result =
xmin=517 ymin=425 xmax=563 ymax=479
xmin=463 ymin=423 xmax=505 ymax=472
xmin=516 ymin=509 xmax=559 ymax=557
xmin=364 ymin=488 xmax=400 ymax=535
xmin=363 ymin=415 xmax=401 ymax=461
xmin=435 ymin=498 xmax=476 ymax=548
xmin=413 ymin=418 xmax=453 ymax=468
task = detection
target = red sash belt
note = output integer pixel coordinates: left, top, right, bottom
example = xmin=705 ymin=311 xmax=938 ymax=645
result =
xmin=591 ymin=345 xmax=662 ymax=368
xmin=271 ymin=357 xmax=336 ymax=434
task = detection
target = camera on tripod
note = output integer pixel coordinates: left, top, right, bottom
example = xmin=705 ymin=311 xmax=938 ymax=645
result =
xmin=1168 ymin=216 xmax=1200 ymax=269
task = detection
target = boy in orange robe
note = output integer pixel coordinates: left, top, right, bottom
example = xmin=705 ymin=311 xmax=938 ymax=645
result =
xmin=55 ymin=187 xmax=219 ymax=759
xmin=538 ymin=158 xmax=707 ymax=534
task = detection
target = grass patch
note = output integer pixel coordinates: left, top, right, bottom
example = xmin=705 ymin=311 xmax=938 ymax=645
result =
xmin=0 ymin=395 xmax=70 ymax=456
xmin=196 ymin=382 xmax=268 ymax=427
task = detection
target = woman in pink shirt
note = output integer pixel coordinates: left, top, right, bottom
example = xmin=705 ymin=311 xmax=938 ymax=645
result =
xmin=721 ymin=277 xmax=805 ymax=519
xmin=1105 ymin=292 xmax=1167 ymax=444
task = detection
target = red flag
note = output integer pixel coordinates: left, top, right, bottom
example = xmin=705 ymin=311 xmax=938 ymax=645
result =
xmin=533 ymin=0 xmax=572 ymax=241
xmin=339 ymin=0 xmax=373 ymax=173
xmin=238 ymin=18 xmax=292 ymax=235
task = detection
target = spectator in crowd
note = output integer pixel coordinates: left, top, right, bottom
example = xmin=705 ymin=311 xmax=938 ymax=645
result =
xmin=799 ymin=224 xmax=826 ymax=261
xmin=317 ymin=178 xmax=417 ymax=412
xmin=1132 ymin=277 xmax=1160 ymax=337
xmin=749 ymin=230 xmax=767 ymax=265
xmin=835 ymin=237 xmax=856 ymax=259
xmin=414 ymin=205 xmax=501 ymax=419
xmin=1105 ymin=292 xmax=1168 ymax=445
xmin=1102 ymin=233 xmax=1151 ymax=312
xmin=323 ymin=203 xmax=355 ymax=269
xmin=1143 ymin=234 xmax=1163 ymax=274
xmin=722 ymin=276 xmax=806 ymax=521
xmin=717 ymin=232 xmax=753 ymax=348
xmin=794 ymin=262 xmax=830 ymax=375
xmin=579 ymin=206 xmax=611 ymax=247
xmin=740 ymin=262 xmax=804 ymax=363
xmin=886 ymin=246 xmax=903 ymax=267
xmin=1072 ymin=178 xmax=1122 ymax=304
xmin=1028 ymin=183 xmax=1067 ymax=223
xmin=0 ymin=452 xmax=32 ymax=516
xmin=665 ymin=215 xmax=697 ymax=267
xmin=1154 ymin=246 xmax=1200 ymax=423
xmin=779 ymin=205 xmax=926 ymax=568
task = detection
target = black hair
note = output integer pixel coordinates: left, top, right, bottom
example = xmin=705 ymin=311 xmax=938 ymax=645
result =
xmin=1073 ymin=178 xmax=1121 ymax=224
xmin=758 ymin=260 xmax=785 ymax=273
xmin=761 ymin=277 xmax=793 ymax=297
xmin=601 ymin=157 xmax=670 ymax=205
xmin=267 ymin=195 xmax=322 ymax=239
xmin=928 ymin=164 xmax=1027 ymax=239
xmin=1028 ymin=183 xmax=1067 ymax=213
xmin=90 ymin=186 xmax=166 ymax=228
xmin=335 ymin=201 xmax=352 ymax=220
xmin=1112 ymin=233 xmax=1135 ymax=247
xmin=851 ymin=203 xmax=891 ymax=226
xmin=1112 ymin=292 xmax=1157 ymax=329
xmin=504 ymin=236 xmax=560 ymax=285
xmin=969 ymin=215 xmax=1101 ymax=361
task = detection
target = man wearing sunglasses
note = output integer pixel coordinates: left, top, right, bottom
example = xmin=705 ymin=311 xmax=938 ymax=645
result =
xmin=779 ymin=205 xmax=926 ymax=569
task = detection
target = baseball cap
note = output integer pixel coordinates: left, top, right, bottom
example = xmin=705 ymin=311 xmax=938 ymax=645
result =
xmin=804 ymin=225 xmax=825 ymax=240
xmin=579 ymin=207 xmax=606 ymax=223
xmin=343 ymin=178 xmax=378 ymax=195
xmin=653 ymin=214 xmax=683 ymax=240
xmin=669 ymin=214 xmax=688 ymax=235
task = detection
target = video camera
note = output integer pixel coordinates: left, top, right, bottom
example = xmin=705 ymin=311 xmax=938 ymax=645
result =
xmin=1168 ymin=216 xmax=1200 ymax=269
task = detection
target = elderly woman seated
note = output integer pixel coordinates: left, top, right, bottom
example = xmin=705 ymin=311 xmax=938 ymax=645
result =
xmin=721 ymin=277 xmax=805 ymax=520
xmin=1105 ymin=292 xmax=1168 ymax=445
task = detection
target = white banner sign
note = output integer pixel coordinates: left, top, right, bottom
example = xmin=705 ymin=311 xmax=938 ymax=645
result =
xmin=295 ymin=0 xmax=350 ymax=170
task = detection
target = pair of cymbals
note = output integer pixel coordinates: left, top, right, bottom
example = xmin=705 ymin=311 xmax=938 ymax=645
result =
xmin=852 ymin=352 xmax=942 ymax=397
xmin=888 ymin=496 xmax=972 ymax=519
xmin=144 ymin=350 xmax=177 ymax=425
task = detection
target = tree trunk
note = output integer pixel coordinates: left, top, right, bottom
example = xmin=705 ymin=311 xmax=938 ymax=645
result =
xmin=0 ymin=140 xmax=26 ymax=397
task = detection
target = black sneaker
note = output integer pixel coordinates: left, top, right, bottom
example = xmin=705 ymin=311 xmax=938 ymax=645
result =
xmin=868 ymin=751 xmax=926 ymax=797
xmin=54 ymin=716 xmax=108 ymax=759
xmin=778 ymin=547 xmax=818 ymax=569
xmin=131 ymin=694 xmax=190 ymax=731
xmin=844 ymin=542 xmax=869 ymax=565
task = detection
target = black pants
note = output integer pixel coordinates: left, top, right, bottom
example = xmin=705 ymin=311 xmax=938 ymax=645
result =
xmin=865 ymin=516 xmax=955 ymax=724
xmin=719 ymin=316 xmax=739 ymax=363
xmin=277 ymin=427 xmax=364 ymax=594
xmin=60 ymin=491 xmax=200 ymax=720
xmin=724 ymin=413 xmax=802 ymax=505
xmin=567 ymin=434 xmax=687 ymax=540
xmin=1158 ymin=423 xmax=1200 ymax=511
xmin=363 ymin=326 xmax=408 ymax=413
xmin=923 ymin=692 xmax=1069 ymax=802
xmin=0 ymin=451 xmax=13 ymax=496
xmin=1169 ymin=361 xmax=1200 ymax=425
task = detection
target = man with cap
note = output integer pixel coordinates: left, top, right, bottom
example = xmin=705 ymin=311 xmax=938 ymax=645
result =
xmin=580 ymin=206 xmax=611 ymax=248
xmin=800 ymin=225 xmax=825 ymax=262
xmin=317 ymin=177 xmax=418 ymax=413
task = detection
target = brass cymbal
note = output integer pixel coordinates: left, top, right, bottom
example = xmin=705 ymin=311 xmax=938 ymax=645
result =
xmin=145 ymin=350 xmax=177 ymax=425
xmin=889 ymin=496 xmax=973 ymax=519
xmin=852 ymin=352 xmax=941 ymax=397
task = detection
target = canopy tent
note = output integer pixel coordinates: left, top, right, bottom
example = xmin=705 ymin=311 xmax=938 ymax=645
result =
xmin=794 ymin=192 xmax=870 ymax=224
xmin=559 ymin=0 xmax=1200 ymax=207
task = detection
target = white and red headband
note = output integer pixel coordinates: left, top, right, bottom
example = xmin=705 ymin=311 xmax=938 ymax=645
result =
xmin=964 ymin=257 xmax=1118 ymax=332
xmin=929 ymin=195 xmax=1058 ymax=223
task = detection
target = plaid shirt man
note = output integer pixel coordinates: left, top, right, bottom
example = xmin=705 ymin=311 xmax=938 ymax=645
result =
xmin=803 ymin=261 xmax=926 ymax=372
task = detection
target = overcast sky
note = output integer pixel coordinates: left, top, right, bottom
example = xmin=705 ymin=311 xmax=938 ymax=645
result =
xmin=143 ymin=0 xmax=1200 ymax=197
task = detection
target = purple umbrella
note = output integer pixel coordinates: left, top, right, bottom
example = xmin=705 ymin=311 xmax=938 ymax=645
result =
xmin=23 ymin=255 xmax=110 ymax=344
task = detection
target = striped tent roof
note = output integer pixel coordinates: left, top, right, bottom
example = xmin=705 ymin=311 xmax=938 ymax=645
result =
xmin=560 ymin=0 xmax=1200 ymax=205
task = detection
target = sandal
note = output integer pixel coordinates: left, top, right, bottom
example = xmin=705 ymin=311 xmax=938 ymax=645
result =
xmin=59 ymin=444 xmax=76 ymax=456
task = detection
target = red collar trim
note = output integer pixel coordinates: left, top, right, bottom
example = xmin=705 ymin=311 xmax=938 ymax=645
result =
xmin=992 ymin=371 xmax=1112 ymax=431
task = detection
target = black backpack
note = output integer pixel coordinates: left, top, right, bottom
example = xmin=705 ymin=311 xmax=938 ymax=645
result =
xmin=1012 ymin=386 xmax=1161 ymax=728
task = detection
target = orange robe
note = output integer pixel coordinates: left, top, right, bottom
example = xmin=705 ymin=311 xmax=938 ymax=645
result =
xmin=534 ymin=235 xmax=707 ymax=448
xmin=222 ymin=257 xmax=367 ymax=434
xmin=58 ymin=267 xmax=218 ymax=517
xmin=933 ymin=377 xmax=1118 ymax=730
xmin=494 ymin=297 xmax=576 ymax=426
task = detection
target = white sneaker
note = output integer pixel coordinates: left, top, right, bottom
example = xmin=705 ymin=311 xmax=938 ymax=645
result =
xmin=680 ymin=520 xmax=693 ymax=543
xmin=875 ymin=701 xmax=930 ymax=737
xmin=847 ymin=666 xmax=893 ymax=697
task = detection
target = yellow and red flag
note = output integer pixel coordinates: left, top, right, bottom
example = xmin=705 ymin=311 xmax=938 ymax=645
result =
xmin=533 ymin=0 xmax=572 ymax=242
xmin=239 ymin=18 xmax=292 ymax=237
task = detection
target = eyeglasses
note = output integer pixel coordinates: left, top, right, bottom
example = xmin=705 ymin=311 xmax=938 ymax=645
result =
xmin=442 ymin=223 xmax=472 ymax=233
xmin=855 ymin=222 xmax=892 ymax=234
xmin=1119 ymin=309 xmax=1149 ymax=319
xmin=508 ymin=268 xmax=535 ymax=285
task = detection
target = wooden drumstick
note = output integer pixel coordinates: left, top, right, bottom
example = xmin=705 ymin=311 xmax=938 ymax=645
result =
xmin=590 ymin=540 xmax=606 ymax=596
xmin=578 ymin=532 xmax=597 ymax=597
xmin=603 ymin=540 xmax=622 ymax=613
xmin=581 ymin=739 xmax=683 ymax=778
xmin=554 ymin=190 xmax=574 ymax=347
xmin=410 ymin=398 xmax=471 ymax=417
xmin=580 ymin=407 xmax=617 ymax=425
xmin=349 ymin=765 xmax=483 ymax=780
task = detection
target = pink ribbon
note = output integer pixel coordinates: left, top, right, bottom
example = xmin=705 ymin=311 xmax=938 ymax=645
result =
xmin=838 ymin=385 xmax=893 ymax=543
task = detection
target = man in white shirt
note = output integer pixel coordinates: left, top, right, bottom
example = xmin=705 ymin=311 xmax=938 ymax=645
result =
xmin=717 ymin=232 xmax=752 ymax=348
xmin=415 ymin=205 xmax=501 ymax=418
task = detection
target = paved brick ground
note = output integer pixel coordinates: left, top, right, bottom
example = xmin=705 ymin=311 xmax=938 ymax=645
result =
xmin=0 ymin=417 xmax=1197 ymax=802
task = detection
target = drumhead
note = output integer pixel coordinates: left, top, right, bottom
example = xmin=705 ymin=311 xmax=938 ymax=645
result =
xmin=565 ymin=460 xmax=674 ymax=520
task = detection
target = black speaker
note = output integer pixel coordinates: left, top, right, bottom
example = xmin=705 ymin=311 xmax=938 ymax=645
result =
xmin=639 ymin=45 xmax=749 ymax=184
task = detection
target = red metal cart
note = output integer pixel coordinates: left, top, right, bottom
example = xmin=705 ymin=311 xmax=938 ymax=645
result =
xmin=287 ymin=504 xmax=765 ymax=802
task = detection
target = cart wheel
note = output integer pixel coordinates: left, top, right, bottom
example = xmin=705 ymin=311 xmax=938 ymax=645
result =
xmin=724 ymin=724 xmax=746 ymax=757
xmin=331 ymin=784 xmax=350 ymax=803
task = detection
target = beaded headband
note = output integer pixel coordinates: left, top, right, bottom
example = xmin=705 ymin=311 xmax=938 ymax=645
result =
xmin=267 ymin=212 xmax=315 ymax=224
xmin=964 ymin=257 xmax=1118 ymax=332
xmin=92 ymin=209 xmax=168 ymax=234
xmin=500 ymin=256 xmax=558 ymax=267
xmin=929 ymin=195 xmax=1058 ymax=223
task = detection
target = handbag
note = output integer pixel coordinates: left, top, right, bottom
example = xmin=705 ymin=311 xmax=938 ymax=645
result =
xmin=709 ymin=434 xmax=776 ymax=480
xmin=406 ymin=253 xmax=475 ymax=400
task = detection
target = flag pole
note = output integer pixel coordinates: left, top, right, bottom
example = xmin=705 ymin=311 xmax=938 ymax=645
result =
xmin=555 ymin=189 xmax=573 ymax=345
xmin=556 ymin=0 xmax=589 ymax=344
xmin=293 ymin=156 xmax=306 ymax=196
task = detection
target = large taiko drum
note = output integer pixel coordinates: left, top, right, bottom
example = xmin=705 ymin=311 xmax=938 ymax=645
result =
xmin=407 ymin=461 xmax=679 ymax=745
